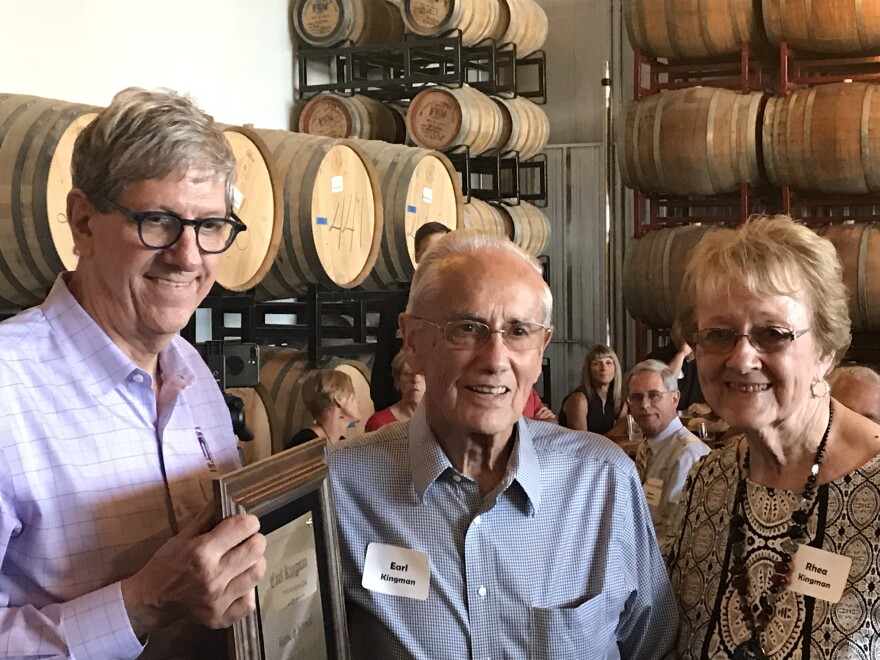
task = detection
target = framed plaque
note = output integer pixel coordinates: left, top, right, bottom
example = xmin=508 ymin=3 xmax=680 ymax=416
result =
xmin=214 ymin=439 xmax=349 ymax=659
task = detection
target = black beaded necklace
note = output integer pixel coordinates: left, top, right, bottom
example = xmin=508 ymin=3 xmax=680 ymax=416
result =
xmin=729 ymin=402 xmax=833 ymax=660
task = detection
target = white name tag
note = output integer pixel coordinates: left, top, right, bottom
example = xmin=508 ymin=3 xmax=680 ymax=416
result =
xmin=789 ymin=544 xmax=852 ymax=603
xmin=362 ymin=543 xmax=430 ymax=600
xmin=643 ymin=478 xmax=664 ymax=507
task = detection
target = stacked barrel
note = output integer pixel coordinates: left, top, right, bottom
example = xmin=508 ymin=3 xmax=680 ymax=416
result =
xmin=620 ymin=1 xmax=880 ymax=340
xmin=291 ymin=0 xmax=552 ymax=260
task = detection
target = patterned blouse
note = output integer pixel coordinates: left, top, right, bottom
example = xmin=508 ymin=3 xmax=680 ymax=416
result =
xmin=665 ymin=442 xmax=880 ymax=659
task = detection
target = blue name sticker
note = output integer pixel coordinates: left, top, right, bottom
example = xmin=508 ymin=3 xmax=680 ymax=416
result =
xmin=406 ymin=205 xmax=417 ymax=213
xmin=316 ymin=216 xmax=328 ymax=225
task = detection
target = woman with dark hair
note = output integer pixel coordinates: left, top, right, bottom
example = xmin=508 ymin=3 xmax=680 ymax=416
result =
xmin=666 ymin=215 xmax=880 ymax=659
xmin=558 ymin=344 xmax=626 ymax=434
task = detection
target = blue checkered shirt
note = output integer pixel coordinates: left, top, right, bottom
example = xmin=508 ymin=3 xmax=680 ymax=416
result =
xmin=328 ymin=405 xmax=678 ymax=659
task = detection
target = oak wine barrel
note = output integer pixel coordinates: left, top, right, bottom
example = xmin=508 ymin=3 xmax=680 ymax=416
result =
xmin=494 ymin=95 xmax=549 ymax=160
xmin=498 ymin=201 xmax=550 ymax=256
xmin=396 ymin=0 xmax=500 ymax=47
xmin=814 ymin=223 xmax=880 ymax=332
xmin=251 ymin=129 xmax=383 ymax=300
xmin=490 ymin=0 xmax=548 ymax=58
xmin=353 ymin=140 xmax=462 ymax=288
xmin=219 ymin=126 xmax=283 ymax=292
xmin=763 ymin=83 xmax=880 ymax=195
xmin=624 ymin=0 xmax=761 ymax=61
xmin=620 ymin=87 xmax=764 ymax=196
xmin=763 ymin=0 xmax=880 ymax=56
xmin=292 ymin=0 xmax=405 ymax=47
xmin=462 ymin=198 xmax=506 ymax=236
xmin=298 ymin=93 xmax=406 ymax=143
xmin=407 ymin=85 xmax=505 ymax=156
xmin=623 ymin=224 xmax=718 ymax=328
xmin=0 ymin=94 xmax=99 ymax=308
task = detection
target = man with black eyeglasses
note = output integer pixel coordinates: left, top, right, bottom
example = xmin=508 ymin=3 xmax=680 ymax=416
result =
xmin=0 ymin=88 xmax=265 ymax=658
xmin=628 ymin=359 xmax=710 ymax=548
xmin=328 ymin=230 xmax=677 ymax=659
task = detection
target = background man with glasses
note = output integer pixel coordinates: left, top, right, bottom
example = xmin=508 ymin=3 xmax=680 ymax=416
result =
xmin=0 ymin=88 xmax=265 ymax=658
xmin=627 ymin=360 xmax=710 ymax=548
xmin=328 ymin=230 xmax=677 ymax=659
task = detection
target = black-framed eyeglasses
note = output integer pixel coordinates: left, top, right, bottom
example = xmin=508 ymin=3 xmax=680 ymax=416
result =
xmin=410 ymin=316 xmax=552 ymax=351
xmin=626 ymin=390 xmax=671 ymax=405
xmin=692 ymin=326 xmax=811 ymax=354
xmin=97 ymin=197 xmax=247 ymax=254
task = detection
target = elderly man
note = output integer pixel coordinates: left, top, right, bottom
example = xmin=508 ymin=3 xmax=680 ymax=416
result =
xmin=329 ymin=231 xmax=677 ymax=658
xmin=828 ymin=364 xmax=880 ymax=423
xmin=0 ymin=88 xmax=265 ymax=658
xmin=628 ymin=360 xmax=710 ymax=544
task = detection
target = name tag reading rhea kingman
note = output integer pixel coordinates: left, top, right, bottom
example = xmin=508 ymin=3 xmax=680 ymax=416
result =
xmin=789 ymin=544 xmax=852 ymax=603
xmin=362 ymin=543 xmax=430 ymax=600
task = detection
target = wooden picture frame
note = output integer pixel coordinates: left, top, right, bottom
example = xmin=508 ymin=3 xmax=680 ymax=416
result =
xmin=214 ymin=439 xmax=349 ymax=660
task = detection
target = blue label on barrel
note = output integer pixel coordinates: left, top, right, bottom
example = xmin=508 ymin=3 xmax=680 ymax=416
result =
xmin=406 ymin=205 xmax=417 ymax=213
xmin=316 ymin=216 xmax=328 ymax=225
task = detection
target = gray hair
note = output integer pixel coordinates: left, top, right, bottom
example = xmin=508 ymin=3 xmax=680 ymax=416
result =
xmin=626 ymin=359 xmax=679 ymax=393
xmin=407 ymin=229 xmax=553 ymax=325
xmin=72 ymin=87 xmax=236 ymax=211
xmin=828 ymin=364 xmax=880 ymax=388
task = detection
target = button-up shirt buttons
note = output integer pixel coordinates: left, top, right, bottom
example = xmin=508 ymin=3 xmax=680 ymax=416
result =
xmin=132 ymin=373 xmax=144 ymax=383
xmin=452 ymin=474 xmax=462 ymax=482
xmin=473 ymin=515 xmax=482 ymax=526
xmin=477 ymin=585 xmax=487 ymax=597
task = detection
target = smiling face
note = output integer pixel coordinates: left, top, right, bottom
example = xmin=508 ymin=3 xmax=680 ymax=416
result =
xmin=68 ymin=169 xmax=226 ymax=362
xmin=694 ymin=281 xmax=833 ymax=434
xmin=628 ymin=371 xmax=680 ymax=437
xmin=401 ymin=249 xmax=551 ymax=445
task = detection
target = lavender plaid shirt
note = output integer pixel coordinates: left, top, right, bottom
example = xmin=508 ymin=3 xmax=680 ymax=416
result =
xmin=0 ymin=276 xmax=239 ymax=659
xmin=328 ymin=406 xmax=678 ymax=659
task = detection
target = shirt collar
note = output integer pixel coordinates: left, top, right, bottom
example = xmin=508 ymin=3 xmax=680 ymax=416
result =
xmin=42 ymin=274 xmax=195 ymax=397
xmin=648 ymin=415 xmax=685 ymax=450
xmin=408 ymin=406 xmax=543 ymax=514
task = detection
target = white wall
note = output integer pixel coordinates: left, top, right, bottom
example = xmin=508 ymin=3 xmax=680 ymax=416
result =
xmin=0 ymin=0 xmax=295 ymax=129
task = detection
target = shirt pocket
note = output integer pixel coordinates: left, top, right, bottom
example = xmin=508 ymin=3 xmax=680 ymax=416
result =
xmin=529 ymin=593 xmax=618 ymax=660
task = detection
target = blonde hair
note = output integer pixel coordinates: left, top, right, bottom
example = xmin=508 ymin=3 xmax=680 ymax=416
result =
xmin=676 ymin=215 xmax=851 ymax=367
xmin=301 ymin=369 xmax=355 ymax=420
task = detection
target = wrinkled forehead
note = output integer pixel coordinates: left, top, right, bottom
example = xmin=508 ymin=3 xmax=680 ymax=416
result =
xmin=430 ymin=253 xmax=546 ymax=320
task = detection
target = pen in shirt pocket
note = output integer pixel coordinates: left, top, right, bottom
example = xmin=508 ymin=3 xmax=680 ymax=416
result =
xmin=195 ymin=427 xmax=218 ymax=472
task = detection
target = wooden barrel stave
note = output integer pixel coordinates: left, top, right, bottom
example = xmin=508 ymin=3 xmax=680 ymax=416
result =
xmin=815 ymin=224 xmax=880 ymax=332
xmin=399 ymin=0 xmax=499 ymax=47
xmin=623 ymin=225 xmax=718 ymax=328
xmin=354 ymin=140 xmax=462 ymax=288
xmin=220 ymin=127 xmax=283 ymax=292
xmin=293 ymin=0 xmax=405 ymax=47
xmin=763 ymin=83 xmax=880 ymax=195
xmin=620 ymin=87 xmax=763 ymax=196
xmin=763 ymin=0 xmax=880 ymax=56
xmin=407 ymin=85 xmax=505 ymax=156
xmin=251 ymin=129 xmax=383 ymax=299
xmin=624 ymin=0 xmax=759 ymax=60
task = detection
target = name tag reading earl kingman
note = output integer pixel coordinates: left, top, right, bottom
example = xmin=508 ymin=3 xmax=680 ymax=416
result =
xmin=362 ymin=542 xmax=430 ymax=600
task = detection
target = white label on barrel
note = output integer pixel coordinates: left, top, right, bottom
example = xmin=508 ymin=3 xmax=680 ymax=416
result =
xmin=332 ymin=175 xmax=344 ymax=193
xmin=232 ymin=186 xmax=244 ymax=211
xmin=422 ymin=187 xmax=433 ymax=203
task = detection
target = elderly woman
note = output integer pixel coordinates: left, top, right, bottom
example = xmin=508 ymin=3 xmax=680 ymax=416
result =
xmin=558 ymin=344 xmax=627 ymax=434
xmin=365 ymin=349 xmax=425 ymax=432
xmin=665 ymin=215 xmax=880 ymax=659
xmin=287 ymin=369 xmax=361 ymax=449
